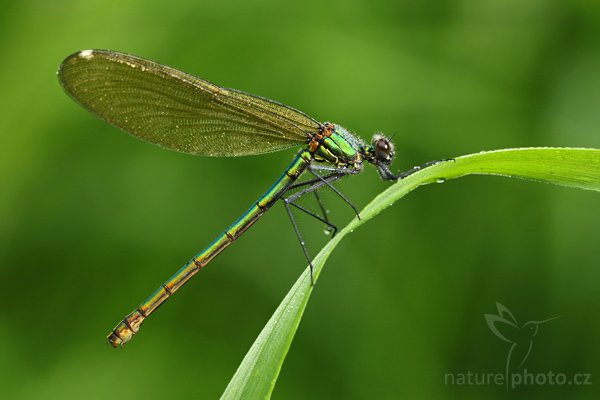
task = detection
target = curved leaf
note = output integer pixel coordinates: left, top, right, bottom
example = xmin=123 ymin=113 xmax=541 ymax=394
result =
xmin=221 ymin=147 xmax=600 ymax=400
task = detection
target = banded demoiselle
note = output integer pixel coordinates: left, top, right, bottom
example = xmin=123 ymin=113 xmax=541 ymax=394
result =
xmin=58 ymin=50 xmax=426 ymax=347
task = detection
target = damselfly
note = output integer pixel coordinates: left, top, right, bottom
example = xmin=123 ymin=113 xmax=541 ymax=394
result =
xmin=58 ymin=50 xmax=431 ymax=347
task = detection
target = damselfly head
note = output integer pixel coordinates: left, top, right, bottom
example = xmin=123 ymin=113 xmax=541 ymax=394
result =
xmin=371 ymin=134 xmax=395 ymax=165
xmin=362 ymin=134 xmax=397 ymax=181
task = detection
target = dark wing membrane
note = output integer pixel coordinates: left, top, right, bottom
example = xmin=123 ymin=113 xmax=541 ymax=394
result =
xmin=57 ymin=50 xmax=321 ymax=156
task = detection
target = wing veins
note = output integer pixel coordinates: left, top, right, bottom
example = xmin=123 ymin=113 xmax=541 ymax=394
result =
xmin=58 ymin=50 xmax=321 ymax=156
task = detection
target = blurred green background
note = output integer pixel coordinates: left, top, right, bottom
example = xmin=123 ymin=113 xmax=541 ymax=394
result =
xmin=1 ymin=0 xmax=599 ymax=398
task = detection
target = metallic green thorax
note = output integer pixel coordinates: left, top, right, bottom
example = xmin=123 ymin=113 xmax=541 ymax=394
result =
xmin=313 ymin=124 xmax=365 ymax=171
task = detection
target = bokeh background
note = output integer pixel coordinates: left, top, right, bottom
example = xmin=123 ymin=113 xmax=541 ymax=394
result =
xmin=1 ymin=0 xmax=599 ymax=399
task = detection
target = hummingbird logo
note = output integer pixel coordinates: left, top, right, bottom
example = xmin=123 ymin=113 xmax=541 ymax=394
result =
xmin=485 ymin=302 xmax=560 ymax=389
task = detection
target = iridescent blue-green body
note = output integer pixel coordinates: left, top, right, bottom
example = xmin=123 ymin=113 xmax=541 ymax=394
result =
xmin=57 ymin=50 xmax=398 ymax=347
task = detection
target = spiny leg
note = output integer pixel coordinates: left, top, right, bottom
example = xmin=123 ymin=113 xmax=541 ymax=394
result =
xmin=282 ymin=173 xmax=345 ymax=285
xmin=308 ymin=165 xmax=361 ymax=219
xmin=285 ymin=199 xmax=338 ymax=284
xmin=288 ymin=200 xmax=338 ymax=238
xmin=288 ymin=173 xmax=337 ymax=237
xmin=283 ymin=199 xmax=315 ymax=285
xmin=287 ymin=166 xmax=359 ymax=231
xmin=286 ymin=172 xmax=340 ymax=191
xmin=284 ymin=169 xmax=355 ymax=232
xmin=285 ymin=173 xmax=344 ymax=203
xmin=312 ymin=190 xmax=335 ymax=237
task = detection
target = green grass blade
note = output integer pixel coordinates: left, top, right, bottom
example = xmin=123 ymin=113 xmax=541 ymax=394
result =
xmin=220 ymin=147 xmax=600 ymax=400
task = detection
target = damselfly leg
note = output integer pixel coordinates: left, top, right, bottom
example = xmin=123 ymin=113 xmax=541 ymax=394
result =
xmin=281 ymin=168 xmax=360 ymax=284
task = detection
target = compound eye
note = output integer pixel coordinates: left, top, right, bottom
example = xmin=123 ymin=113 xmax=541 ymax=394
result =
xmin=373 ymin=135 xmax=394 ymax=163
